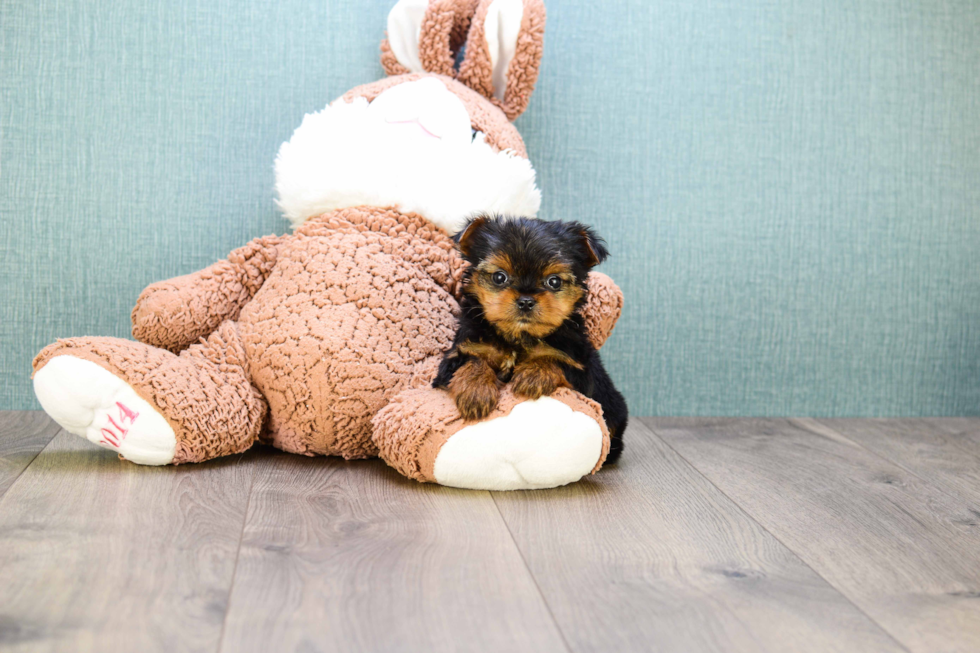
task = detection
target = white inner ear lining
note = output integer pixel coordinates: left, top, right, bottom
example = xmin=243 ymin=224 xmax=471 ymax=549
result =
xmin=485 ymin=0 xmax=524 ymax=100
xmin=387 ymin=0 xmax=428 ymax=72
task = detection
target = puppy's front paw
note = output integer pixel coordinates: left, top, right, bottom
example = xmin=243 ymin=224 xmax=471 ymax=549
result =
xmin=454 ymin=385 xmax=500 ymax=420
xmin=512 ymin=361 xmax=569 ymax=400
xmin=449 ymin=360 xmax=501 ymax=420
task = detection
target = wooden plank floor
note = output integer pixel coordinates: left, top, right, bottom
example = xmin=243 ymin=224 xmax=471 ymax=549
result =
xmin=1 ymin=412 xmax=978 ymax=652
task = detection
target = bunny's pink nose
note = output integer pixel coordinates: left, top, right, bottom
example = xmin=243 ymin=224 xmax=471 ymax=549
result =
xmin=385 ymin=118 xmax=442 ymax=140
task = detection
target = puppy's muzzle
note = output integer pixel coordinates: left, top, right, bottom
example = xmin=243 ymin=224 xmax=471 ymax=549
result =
xmin=516 ymin=296 xmax=537 ymax=313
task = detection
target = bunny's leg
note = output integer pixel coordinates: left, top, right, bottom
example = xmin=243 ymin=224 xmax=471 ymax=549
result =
xmin=33 ymin=321 xmax=265 ymax=465
xmin=373 ymin=358 xmax=610 ymax=491
xmin=372 ymin=270 xmax=625 ymax=491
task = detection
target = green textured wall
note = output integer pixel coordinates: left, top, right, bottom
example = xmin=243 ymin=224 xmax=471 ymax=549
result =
xmin=2 ymin=0 xmax=979 ymax=415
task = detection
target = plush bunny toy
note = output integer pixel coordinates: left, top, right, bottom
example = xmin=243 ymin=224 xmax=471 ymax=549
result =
xmin=31 ymin=0 xmax=625 ymax=490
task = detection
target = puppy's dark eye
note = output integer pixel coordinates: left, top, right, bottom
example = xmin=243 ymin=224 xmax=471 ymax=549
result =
xmin=492 ymin=271 xmax=509 ymax=286
xmin=545 ymin=275 xmax=563 ymax=290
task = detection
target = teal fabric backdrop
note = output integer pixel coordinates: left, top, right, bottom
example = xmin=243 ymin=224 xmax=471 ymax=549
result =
xmin=2 ymin=0 xmax=979 ymax=414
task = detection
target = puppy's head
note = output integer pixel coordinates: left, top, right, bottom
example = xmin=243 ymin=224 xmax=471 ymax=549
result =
xmin=455 ymin=215 xmax=609 ymax=340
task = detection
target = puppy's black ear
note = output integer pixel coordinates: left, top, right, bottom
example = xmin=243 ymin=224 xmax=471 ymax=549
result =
xmin=455 ymin=214 xmax=491 ymax=257
xmin=578 ymin=225 xmax=609 ymax=268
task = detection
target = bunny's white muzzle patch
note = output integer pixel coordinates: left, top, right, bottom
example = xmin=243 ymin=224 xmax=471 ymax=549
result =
xmin=275 ymin=78 xmax=541 ymax=235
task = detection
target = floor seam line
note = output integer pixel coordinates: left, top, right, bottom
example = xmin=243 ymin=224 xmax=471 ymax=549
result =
xmin=215 ymin=452 xmax=259 ymax=653
xmin=0 ymin=422 xmax=62 ymax=505
xmin=801 ymin=417 xmax=980 ymax=507
xmin=490 ymin=491 xmax=575 ymax=653
xmin=641 ymin=418 xmax=914 ymax=653
xmin=913 ymin=419 xmax=980 ymax=460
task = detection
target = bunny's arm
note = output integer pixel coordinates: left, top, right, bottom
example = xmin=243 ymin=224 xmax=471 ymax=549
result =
xmin=582 ymin=272 xmax=624 ymax=351
xmin=131 ymin=234 xmax=288 ymax=352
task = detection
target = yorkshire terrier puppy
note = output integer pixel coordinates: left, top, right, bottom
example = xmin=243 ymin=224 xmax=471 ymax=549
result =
xmin=433 ymin=215 xmax=628 ymax=463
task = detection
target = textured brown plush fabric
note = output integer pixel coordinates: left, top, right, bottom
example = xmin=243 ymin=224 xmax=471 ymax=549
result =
xmin=379 ymin=37 xmax=410 ymax=76
xmin=343 ymin=73 xmax=528 ymax=157
xmin=448 ymin=0 xmax=480 ymax=53
xmin=414 ymin=0 xmax=486 ymax=77
xmin=456 ymin=0 xmax=546 ymax=121
xmin=132 ymin=235 xmax=283 ymax=353
xmin=33 ymin=321 xmax=266 ymax=464
xmin=238 ymin=207 xmax=465 ymax=458
xmin=455 ymin=0 xmax=494 ymax=100
xmin=372 ymin=385 xmax=610 ymax=483
xmin=582 ymin=272 xmax=623 ymax=351
xmin=417 ymin=0 xmax=457 ymax=76
xmin=500 ymin=0 xmax=546 ymax=121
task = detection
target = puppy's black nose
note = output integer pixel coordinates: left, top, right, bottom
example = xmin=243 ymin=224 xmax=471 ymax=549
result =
xmin=517 ymin=296 xmax=536 ymax=312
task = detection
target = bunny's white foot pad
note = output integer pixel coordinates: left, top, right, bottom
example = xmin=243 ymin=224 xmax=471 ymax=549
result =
xmin=433 ymin=397 xmax=603 ymax=491
xmin=33 ymin=356 xmax=176 ymax=465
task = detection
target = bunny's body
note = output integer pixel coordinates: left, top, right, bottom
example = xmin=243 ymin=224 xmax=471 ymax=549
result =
xmin=31 ymin=0 xmax=625 ymax=490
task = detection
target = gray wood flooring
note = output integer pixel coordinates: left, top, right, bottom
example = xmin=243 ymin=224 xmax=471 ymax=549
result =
xmin=0 ymin=413 xmax=978 ymax=652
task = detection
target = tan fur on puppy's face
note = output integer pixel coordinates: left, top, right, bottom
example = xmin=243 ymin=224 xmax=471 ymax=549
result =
xmin=528 ymin=263 xmax=583 ymax=335
xmin=465 ymin=257 xmax=585 ymax=341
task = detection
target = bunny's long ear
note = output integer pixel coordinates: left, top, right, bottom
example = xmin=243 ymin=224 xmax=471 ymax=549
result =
xmin=382 ymin=0 xmax=480 ymax=77
xmin=456 ymin=0 xmax=546 ymax=121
